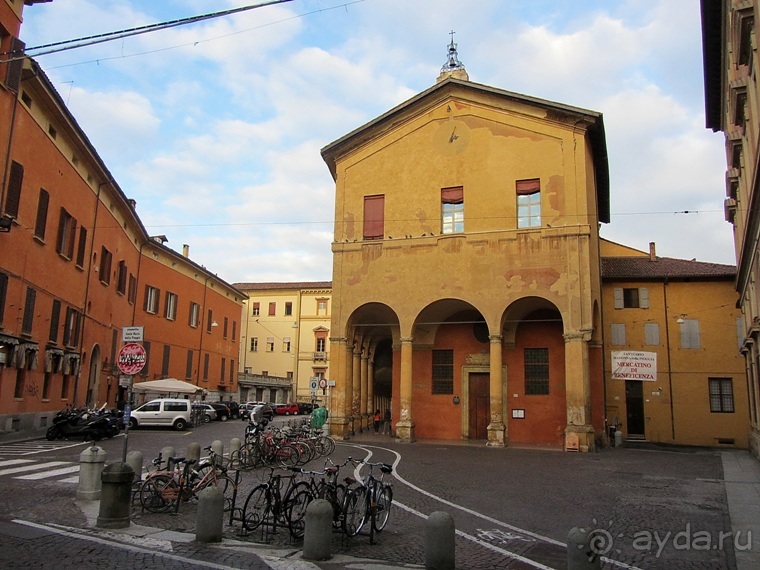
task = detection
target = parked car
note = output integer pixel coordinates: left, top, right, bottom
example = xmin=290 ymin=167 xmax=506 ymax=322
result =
xmin=249 ymin=404 xmax=274 ymax=422
xmin=128 ymin=398 xmax=192 ymax=431
xmin=209 ymin=402 xmax=231 ymax=421
xmin=240 ymin=401 xmax=266 ymax=420
xmin=226 ymin=401 xmax=240 ymax=419
xmin=297 ymin=402 xmax=316 ymax=414
xmin=192 ymin=403 xmax=216 ymax=423
xmin=273 ymin=403 xmax=299 ymax=416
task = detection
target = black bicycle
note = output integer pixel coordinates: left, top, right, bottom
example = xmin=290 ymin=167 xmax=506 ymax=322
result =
xmin=341 ymin=459 xmax=393 ymax=539
xmin=241 ymin=467 xmax=310 ymax=539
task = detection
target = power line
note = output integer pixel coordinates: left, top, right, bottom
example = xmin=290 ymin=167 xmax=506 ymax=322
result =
xmin=0 ymin=0 xmax=296 ymax=63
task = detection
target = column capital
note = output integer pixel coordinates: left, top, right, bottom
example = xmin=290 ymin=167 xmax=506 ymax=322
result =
xmin=563 ymin=329 xmax=593 ymax=342
xmin=329 ymin=336 xmax=347 ymax=345
xmin=489 ymin=334 xmax=503 ymax=343
xmin=400 ymin=337 xmax=414 ymax=344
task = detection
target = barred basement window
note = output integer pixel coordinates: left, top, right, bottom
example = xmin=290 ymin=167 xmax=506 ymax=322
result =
xmin=524 ymin=348 xmax=549 ymax=395
xmin=432 ymin=349 xmax=454 ymax=394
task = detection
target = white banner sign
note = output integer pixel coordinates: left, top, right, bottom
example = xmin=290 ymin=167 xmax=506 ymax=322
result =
xmin=611 ymin=351 xmax=657 ymax=381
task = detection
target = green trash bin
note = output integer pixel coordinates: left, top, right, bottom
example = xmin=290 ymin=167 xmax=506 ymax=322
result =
xmin=311 ymin=406 xmax=327 ymax=429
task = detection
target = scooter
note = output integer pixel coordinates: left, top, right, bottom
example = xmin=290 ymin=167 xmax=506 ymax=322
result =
xmin=46 ymin=406 xmax=113 ymax=441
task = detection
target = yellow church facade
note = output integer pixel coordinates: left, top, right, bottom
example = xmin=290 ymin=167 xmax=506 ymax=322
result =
xmin=321 ymin=74 xmax=610 ymax=450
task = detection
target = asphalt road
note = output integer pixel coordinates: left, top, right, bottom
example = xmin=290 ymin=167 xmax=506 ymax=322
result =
xmin=0 ymin=417 xmax=740 ymax=569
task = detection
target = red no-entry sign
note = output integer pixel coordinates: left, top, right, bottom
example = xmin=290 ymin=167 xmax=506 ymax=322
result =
xmin=117 ymin=342 xmax=146 ymax=375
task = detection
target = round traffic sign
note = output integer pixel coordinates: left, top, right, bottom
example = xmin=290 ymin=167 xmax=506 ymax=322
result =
xmin=117 ymin=342 xmax=146 ymax=375
xmin=318 ymin=378 xmax=327 ymax=389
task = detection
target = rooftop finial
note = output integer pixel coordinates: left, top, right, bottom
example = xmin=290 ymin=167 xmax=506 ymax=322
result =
xmin=437 ymin=30 xmax=469 ymax=83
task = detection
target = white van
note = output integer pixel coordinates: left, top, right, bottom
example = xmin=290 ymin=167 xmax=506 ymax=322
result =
xmin=128 ymin=398 xmax=192 ymax=431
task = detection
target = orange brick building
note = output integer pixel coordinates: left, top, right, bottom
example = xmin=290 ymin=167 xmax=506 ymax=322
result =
xmin=0 ymin=1 xmax=244 ymax=440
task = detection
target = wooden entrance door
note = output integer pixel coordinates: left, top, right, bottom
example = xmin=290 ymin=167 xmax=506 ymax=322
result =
xmin=625 ymin=380 xmax=645 ymax=438
xmin=468 ymin=373 xmax=490 ymax=439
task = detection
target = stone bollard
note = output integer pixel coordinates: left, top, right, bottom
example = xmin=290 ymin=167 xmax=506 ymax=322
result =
xmin=77 ymin=445 xmax=107 ymax=500
xmin=229 ymin=437 xmax=241 ymax=468
xmin=303 ymin=499 xmax=333 ymax=561
xmin=160 ymin=446 xmax=176 ymax=470
xmin=211 ymin=439 xmax=224 ymax=463
xmin=196 ymin=485 xmax=223 ymax=543
xmin=97 ymin=462 xmax=135 ymax=529
xmin=425 ymin=511 xmax=455 ymax=570
xmin=614 ymin=430 xmax=623 ymax=448
xmin=567 ymin=527 xmax=602 ymax=569
xmin=126 ymin=450 xmax=143 ymax=483
xmin=187 ymin=442 xmax=201 ymax=466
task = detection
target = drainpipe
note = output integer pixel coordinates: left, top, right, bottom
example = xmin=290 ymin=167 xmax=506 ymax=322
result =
xmin=74 ymin=179 xmax=112 ymax=405
xmin=663 ymin=280 xmax=676 ymax=440
xmin=196 ymin=276 xmax=211 ymax=388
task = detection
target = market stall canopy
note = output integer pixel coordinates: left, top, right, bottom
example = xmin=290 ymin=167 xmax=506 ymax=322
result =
xmin=132 ymin=378 xmax=201 ymax=394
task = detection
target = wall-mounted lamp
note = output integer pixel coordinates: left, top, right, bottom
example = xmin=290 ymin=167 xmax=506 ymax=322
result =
xmin=292 ymin=322 xmax=298 ymax=329
xmin=676 ymin=315 xmax=686 ymax=324
xmin=0 ymin=216 xmax=13 ymax=233
xmin=452 ymin=396 xmax=460 ymax=405
xmin=211 ymin=320 xmax=219 ymax=327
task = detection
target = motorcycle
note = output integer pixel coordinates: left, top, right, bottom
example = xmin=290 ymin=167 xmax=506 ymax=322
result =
xmin=46 ymin=406 xmax=115 ymax=441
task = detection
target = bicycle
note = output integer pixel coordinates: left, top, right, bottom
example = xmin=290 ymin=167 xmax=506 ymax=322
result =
xmin=139 ymin=453 xmax=237 ymax=513
xmin=238 ymin=420 xmax=302 ymax=469
xmin=342 ymin=459 xmax=393 ymax=540
xmin=241 ymin=467 xmax=310 ymax=539
xmin=287 ymin=459 xmax=354 ymax=527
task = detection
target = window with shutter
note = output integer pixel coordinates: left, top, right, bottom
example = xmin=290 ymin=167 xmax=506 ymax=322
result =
xmin=186 ymin=350 xmax=194 ymax=380
xmin=49 ymin=300 xmax=61 ymax=343
xmin=611 ymin=323 xmax=626 ymax=346
xmin=680 ymin=319 xmax=701 ymax=349
xmin=613 ymin=288 xmax=624 ymax=309
xmin=34 ymin=189 xmax=49 ymax=240
xmin=644 ymin=323 xmax=660 ymax=346
xmin=75 ymin=227 xmax=87 ymax=267
xmin=162 ymin=345 xmax=170 ymax=377
xmin=363 ymin=195 xmax=384 ymax=240
xmin=5 ymin=161 xmax=24 ymax=219
xmin=22 ymin=288 xmax=36 ymax=335
xmin=0 ymin=272 xmax=8 ymax=327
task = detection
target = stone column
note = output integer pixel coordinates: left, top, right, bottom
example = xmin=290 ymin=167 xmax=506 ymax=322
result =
xmin=564 ymin=329 xmax=595 ymax=451
xmin=360 ymin=348 xmax=369 ymax=430
xmin=367 ymin=354 xmax=375 ymax=422
xmin=487 ymin=334 xmax=506 ymax=448
xmin=352 ymin=344 xmax=362 ymax=434
xmin=396 ymin=337 xmax=415 ymax=442
xmin=329 ymin=337 xmax=350 ymax=439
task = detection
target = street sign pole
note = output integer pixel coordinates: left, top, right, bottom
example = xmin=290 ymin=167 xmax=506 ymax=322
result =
xmin=117 ymin=342 xmax=145 ymax=462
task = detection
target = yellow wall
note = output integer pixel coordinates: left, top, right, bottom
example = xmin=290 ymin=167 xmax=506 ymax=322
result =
xmin=603 ymin=277 xmax=747 ymax=448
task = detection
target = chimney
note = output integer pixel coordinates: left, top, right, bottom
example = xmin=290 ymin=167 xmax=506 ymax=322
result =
xmin=182 ymin=244 xmax=189 ymax=257
xmin=649 ymin=242 xmax=657 ymax=262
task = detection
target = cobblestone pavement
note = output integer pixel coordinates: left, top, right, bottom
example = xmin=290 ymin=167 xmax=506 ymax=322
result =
xmin=0 ymin=433 xmax=748 ymax=569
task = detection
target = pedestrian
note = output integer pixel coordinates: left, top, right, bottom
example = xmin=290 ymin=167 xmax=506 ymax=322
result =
xmin=373 ymin=409 xmax=382 ymax=433
xmin=383 ymin=408 xmax=391 ymax=435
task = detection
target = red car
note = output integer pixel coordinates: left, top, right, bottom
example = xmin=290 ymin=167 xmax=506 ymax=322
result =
xmin=273 ymin=403 xmax=299 ymax=416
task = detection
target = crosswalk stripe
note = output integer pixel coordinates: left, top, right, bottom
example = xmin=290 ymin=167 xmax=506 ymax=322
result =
xmin=0 ymin=459 xmax=34 ymax=468
xmin=0 ymin=461 xmax=69 ymax=476
xmin=16 ymin=465 xmax=80 ymax=480
xmin=58 ymin=475 xmax=79 ymax=484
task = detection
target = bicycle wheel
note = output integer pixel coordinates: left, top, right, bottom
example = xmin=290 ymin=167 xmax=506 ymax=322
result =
xmin=316 ymin=435 xmax=335 ymax=456
xmin=319 ymin=482 xmax=346 ymax=522
xmin=286 ymin=489 xmax=312 ymax=539
xmin=342 ymin=486 xmax=368 ymax=537
xmin=242 ymin=484 xmax=269 ymax=530
xmin=293 ymin=441 xmax=313 ymax=465
xmin=372 ymin=485 xmax=393 ymax=532
xmin=140 ymin=474 xmax=178 ymax=513
xmin=276 ymin=443 xmax=301 ymax=468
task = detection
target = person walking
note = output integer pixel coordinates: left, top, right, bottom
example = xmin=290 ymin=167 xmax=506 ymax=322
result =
xmin=383 ymin=408 xmax=391 ymax=435
xmin=373 ymin=409 xmax=382 ymax=433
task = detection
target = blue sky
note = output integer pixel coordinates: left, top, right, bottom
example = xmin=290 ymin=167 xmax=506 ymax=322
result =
xmin=18 ymin=0 xmax=730 ymax=283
